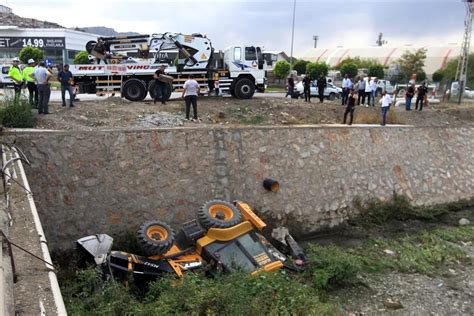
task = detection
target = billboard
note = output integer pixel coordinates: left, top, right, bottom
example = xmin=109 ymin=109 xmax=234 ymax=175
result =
xmin=0 ymin=37 xmax=65 ymax=49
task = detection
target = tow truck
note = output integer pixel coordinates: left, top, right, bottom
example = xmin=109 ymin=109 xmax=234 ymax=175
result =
xmin=77 ymin=200 xmax=305 ymax=282
xmin=69 ymin=32 xmax=267 ymax=101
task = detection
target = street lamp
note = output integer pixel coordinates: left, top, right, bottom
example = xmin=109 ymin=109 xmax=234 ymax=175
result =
xmin=313 ymin=35 xmax=318 ymax=48
xmin=290 ymin=0 xmax=296 ymax=71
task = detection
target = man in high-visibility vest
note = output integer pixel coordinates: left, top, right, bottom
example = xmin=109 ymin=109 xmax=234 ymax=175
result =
xmin=8 ymin=57 xmax=24 ymax=103
xmin=22 ymin=59 xmax=38 ymax=108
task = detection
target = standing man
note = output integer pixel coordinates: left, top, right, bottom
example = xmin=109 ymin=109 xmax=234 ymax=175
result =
xmin=182 ymin=75 xmax=199 ymax=121
xmin=341 ymin=74 xmax=350 ymax=105
xmin=302 ymin=73 xmax=312 ymax=102
xmin=370 ymin=77 xmax=377 ymax=106
xmin=317 ymin=73 xmax=327 ymax=103
xmin=364 ymin=77 xmax=372 ymax=107
xmin=57 ymin=64 xmax=74 ymax=108
xmin=285 ymin=76 xmax=295 ymax=98
xmin=380 ymin=90 xmax=392 ymax=126
xmin=343 ymin=89 xmax=357 ymax=125
xmin=405 ymin=83 xmax=415 ymax=111
xmin=31 ymin=62 xmax=52 ymax=115
xmin=415 ymin=82 xmax=428 ymax=111
xmin=153 ymin=65 xmax=167 ymax=105
xmin=8 ymin=57 xmax=23 ymax=103
xmin=357 ymin=77 xmax=366 ymax=105
xmin=23 ymin=59 xmax=38 ymax=108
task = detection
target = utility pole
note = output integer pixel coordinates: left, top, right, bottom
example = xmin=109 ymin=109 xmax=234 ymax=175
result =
xmin=289 ymin=0 xmax=296 ymax=71
xmin=313 ymin=35 xmax=318 ymax=48
xmin=454 ymin=0 xmax=474 ymax=104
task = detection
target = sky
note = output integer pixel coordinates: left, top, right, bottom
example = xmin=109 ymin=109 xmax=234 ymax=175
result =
xmin=2 ymin=0 xmax=467 ymax=56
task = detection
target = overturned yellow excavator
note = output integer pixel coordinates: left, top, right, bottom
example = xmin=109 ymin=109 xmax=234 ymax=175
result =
xmin=77 ymin=200 xmax=306 ymax=281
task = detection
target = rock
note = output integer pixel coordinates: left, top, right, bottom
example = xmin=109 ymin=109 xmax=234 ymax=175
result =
xmin=459 ymin=218 xmax=470 ymax=226
xmin=383 ymin=298 xmax=403 ymax=309
xmin=217 ymin=112 xmax=226 ymax=119
xmin=383 ymin=249 xmax=396 ymax=256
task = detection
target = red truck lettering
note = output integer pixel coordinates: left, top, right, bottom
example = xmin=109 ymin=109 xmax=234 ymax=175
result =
xmin=78 ymin=66 xmax=104 ymax=71
xmin=127 ymin=65 xmax=150 ymax=70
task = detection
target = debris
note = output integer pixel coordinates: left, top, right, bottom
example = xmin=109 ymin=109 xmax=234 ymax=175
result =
xmin=137 ymin=113 xmax=184 ymax=127
xmin=383 ymin=249 xmax=396 ymax=256
xmin=458 ymin=218 xmax=470 ymax=226
xmin=383 ymin=298 xmax=403 ymax=309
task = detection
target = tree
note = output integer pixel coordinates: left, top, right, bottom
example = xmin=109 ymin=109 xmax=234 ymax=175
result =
xmin=398 ymin=48 xmax=427 ymax=81
xmin=368 ymin=64 xmax=385 ymax=79
xmin=273 ymin=60 xmax=291 ymax=81
xmin=432 ymin=70 xmax=444 ymax=82
xmin=293 ymin=60 xmax=309 ymax=75
xmin=335 ymin=56 xmax=379 ymax=70
xmin=306 ymin=62 xmax=329 ymax=80
xmin=19 ymin=46 xmax=44 ymax=64
xmin=340 ymin=62 xmax=358 ymax=78
xmin=73 ymin=51 xmax=90 ymax=64
xmin=416 ymin=71 xmax=427 ymax=83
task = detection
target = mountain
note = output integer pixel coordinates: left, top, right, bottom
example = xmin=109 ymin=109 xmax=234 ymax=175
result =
xmin=0 ymin=11 xmax=63 ymax=28
xmin=77 ymin=27 xmax=141 ymax=37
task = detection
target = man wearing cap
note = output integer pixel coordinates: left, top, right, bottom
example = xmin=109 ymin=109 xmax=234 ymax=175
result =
xmin=8 ymin=57 xmax=23 ymax=102
xmin=23 ymin=59 xmax=38 ymax=108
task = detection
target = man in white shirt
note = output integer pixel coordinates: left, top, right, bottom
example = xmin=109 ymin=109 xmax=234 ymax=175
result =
xmin=31 ymin=62 xmax=52 ymax=115
xmin=369 ymin=78 xmax=377 ymax=106
xmin=380 ymin=91 xmax=392 ymax=126
xmin=182 ymin=75 xmax=200 ymax=121
xmin=341 ymin=74 xmax=349 ymax=105
xmin=364 ymin=77 xmax=372 ymax=107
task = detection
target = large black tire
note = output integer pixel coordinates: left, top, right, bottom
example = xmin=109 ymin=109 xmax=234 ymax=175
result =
xmin=122 ymin=78 xmax=147 ymax=102
xmin=137 ymin=220 xmax=175 ymax=256
xmin=85 ymin=41 xmax=97 ymax=54
xmin=197 ymin=200 xmax=242 ymax=229
xmin=328 ymin=92 xmax=336 ymax=101
xmin=234 ymin=78 xmax=255 ymax=99
xmin=148 ymin=80 xmax=172 ymax=101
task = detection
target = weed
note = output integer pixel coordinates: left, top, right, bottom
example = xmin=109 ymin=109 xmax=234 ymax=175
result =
xmin=353 ymin=107 xmax=404 ymax=125
xmin=240 ymin=115 xmax=264 ymax=125
xmin=0 ymin=95 xmax=36 ymax=128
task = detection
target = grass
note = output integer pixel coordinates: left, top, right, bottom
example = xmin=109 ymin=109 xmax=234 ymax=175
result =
xmin=265 ymin=86 xmax=286 ymax=93
xmin=353 ymin=107 xmax=404 ymax=125
xmin=0 ymin=94 xmax=37 ymax=128
xmin=240 ymin=115 xmax=264 ymax=125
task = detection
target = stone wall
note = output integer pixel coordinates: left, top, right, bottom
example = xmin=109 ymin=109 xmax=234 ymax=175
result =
xmin=8 ymin=126 xmax=474 ymax=249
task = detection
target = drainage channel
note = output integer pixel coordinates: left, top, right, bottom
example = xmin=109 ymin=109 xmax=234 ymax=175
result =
xmin=0 ymin=144 xmax=66 ymax=315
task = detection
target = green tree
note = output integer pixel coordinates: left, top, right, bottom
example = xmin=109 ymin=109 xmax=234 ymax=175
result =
xmin=368 ymin=64 xmax=385 ymax=79
xmin=416 ymin=71 xmax=427 ymax=83
xmin=18 ymin=46 xmax=44 ymax=64
xmin=432 ymin=70 xmax=444 ymax=82
xmin=340 ymin=62 xmax=358 ymax=78
xmin=293 ymin=60 xmax=309 ymax=75
xmin=306 ymin=62 xmax=329 ymax=80
xmin=273 ymin=60 xmax=291 ymax=80
xmin=398 ymin=48 xmax=427 ymax=80
xmin=335 ymin=56 xmax=379 ymax=70
xmin=73 ymin=51 xmax=91 ymax=64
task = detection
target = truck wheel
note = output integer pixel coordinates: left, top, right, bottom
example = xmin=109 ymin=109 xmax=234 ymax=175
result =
xmin=329 ymin=92 xmax=336 ymax=101
xmin=122 ymin=78 xmax=147 ymax=102
xmin=137 ymin=220 xmax=175 ymax=256
xmin=234 ymin=78 xmax=255 ymax=99
xmin=148 ymin=80 xmax=172 ymax=101
xmin=198 ymin=200 xmax=242 ymax=229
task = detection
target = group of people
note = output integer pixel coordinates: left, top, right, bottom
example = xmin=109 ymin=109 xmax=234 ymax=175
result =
xmin=341 ymin=75 xmax=378 ymax=107
xmin=405 ymin=82 xmax=428 ymax=111
xmin=286 ymin=73 xmax=327 ymax=103
xmin=341 ymin=89 xmax=392 ymax=126
xmin=7 ymin=57 xmax=76 ymax=115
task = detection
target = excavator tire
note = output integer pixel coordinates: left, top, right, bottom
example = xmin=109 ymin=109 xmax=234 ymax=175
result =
xmin=197 ymin=200 xmax=242 ymax=229
xmin=148 ymin=80 xmax=172 ymax=101
xmin=137 ymin=220 xmax=175 ymax=256
xmin=234 ymin=78 xmax=255 ymax=99
xmin=122 ymin=78 xmax=147 ymax=102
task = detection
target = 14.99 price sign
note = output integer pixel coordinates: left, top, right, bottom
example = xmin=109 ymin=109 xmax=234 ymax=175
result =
xmin=0 ymin=37 xmax=65 ymax=49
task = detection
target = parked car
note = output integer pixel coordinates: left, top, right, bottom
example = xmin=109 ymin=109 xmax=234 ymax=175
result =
xmin=294 ymin=81 xmax=342 ymax=100
xmin=0 ymin=65 xmax=14 ymax=89
xmin=389 ymin=83 xmax=439 ymax=107
xmin=448 ymin=82 xmax=474 ymax=98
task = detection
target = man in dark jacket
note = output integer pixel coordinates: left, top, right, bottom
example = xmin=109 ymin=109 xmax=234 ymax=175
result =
xmin=302 ymin=73 xmax=312 ymax=102
xmin=415 ymin=82 xmax=428 ymax=111
xmin=317 ymin=73 xmax=327 ymax=103
xmin=153 ymin=65 xmax=168 ymax=104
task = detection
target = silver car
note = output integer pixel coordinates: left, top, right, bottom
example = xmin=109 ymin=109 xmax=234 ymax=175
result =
xmin=295 ymin=81 xmax=342 ymax=100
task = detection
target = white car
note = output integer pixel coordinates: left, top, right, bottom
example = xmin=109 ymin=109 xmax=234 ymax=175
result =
xmin=295 ymin=81 xmax=342 ymax=100
xmin=0 ymin=65 xmax=14 ymax=88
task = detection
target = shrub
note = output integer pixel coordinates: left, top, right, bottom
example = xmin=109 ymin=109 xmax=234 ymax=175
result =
xmin=432 ymin=70 xmax=444 ymax=82
xmin=306 ymin=62 xmax=329 ymax=80
xmin=368 ymin=64 xmax=385 ymax=79
xmin=73 ymin=51 xmax=90 ymax=65
xmin=340 ymin=62 xmax=358 ymax=78
xmin=0 ymin=96 xmax=36 ymax=128
xmin=19 ymin=46 xmax=44 ymax=64
xmin=293 ymin=59 xmax=309 ymax=75
xmin=273 ymin=60 xmax=291 ymax=80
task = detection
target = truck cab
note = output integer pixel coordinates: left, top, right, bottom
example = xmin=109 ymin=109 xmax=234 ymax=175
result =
xmin=221 ymin=45 xmax=266 ymax=98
